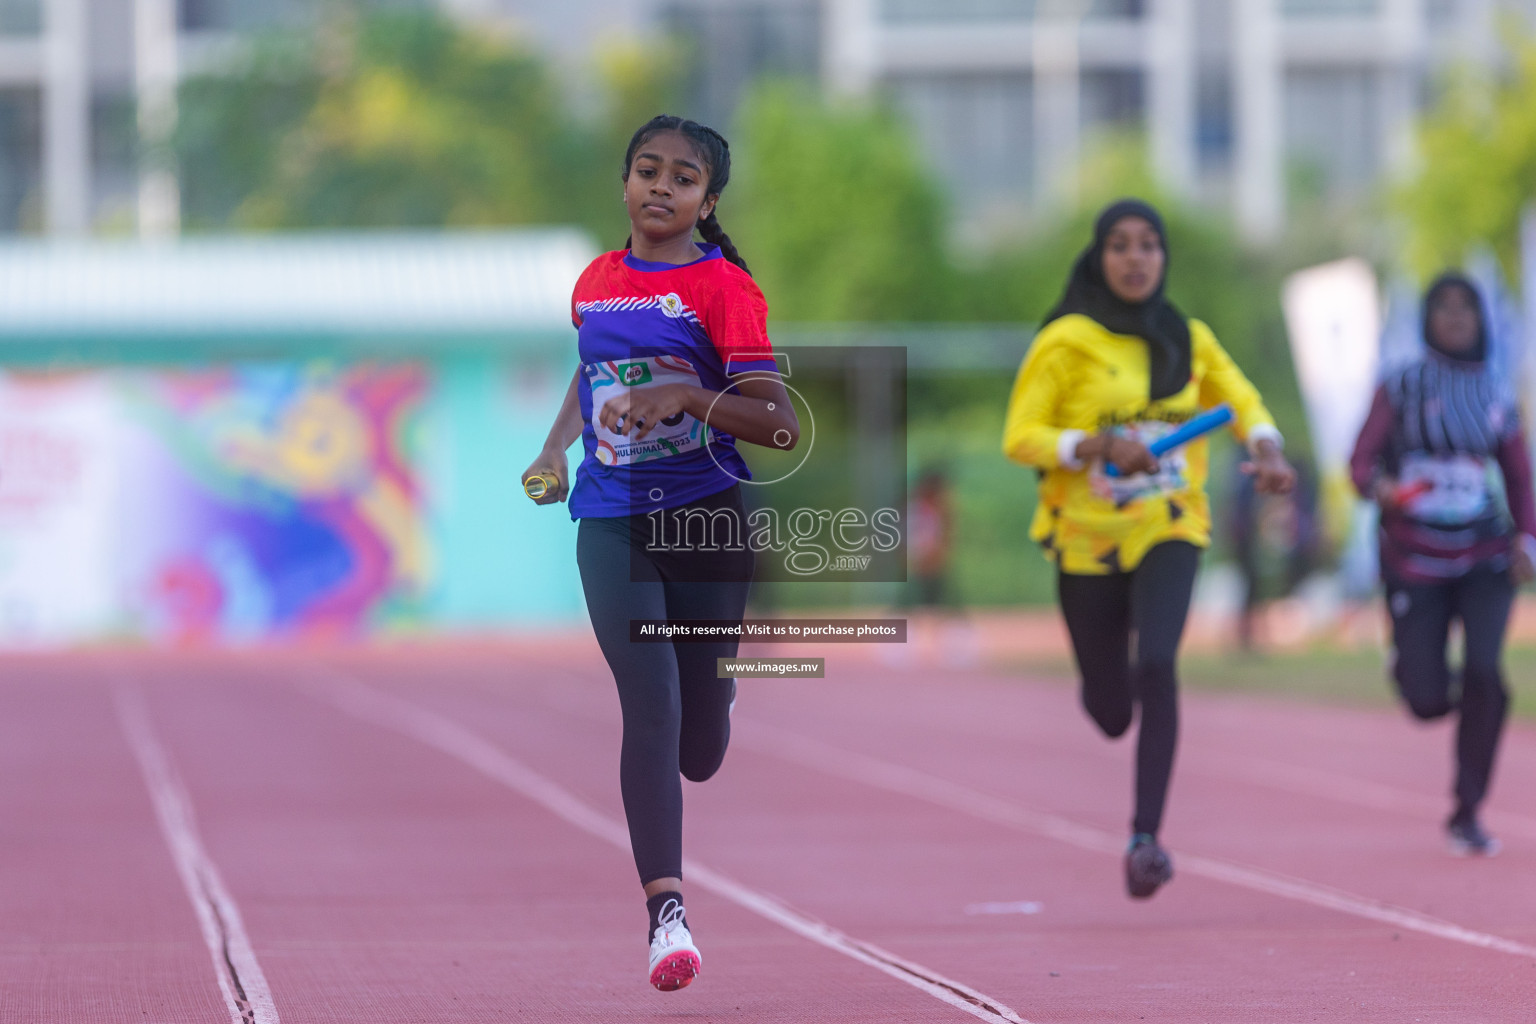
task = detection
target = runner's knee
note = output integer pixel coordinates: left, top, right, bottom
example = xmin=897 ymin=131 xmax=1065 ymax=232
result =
xmin=679 ymin=747 xmax=727 ymax=783
xmin=1135 ymin=656 xmax=1177 ymax=698
xmin=1082 ymin=688 xmax=1133 ymax=738
xmin=1402 ymin=691 xmax=1453 ymax=721
xmin=1394 ymin=659 xmax=1452 ymax=719
xmin=1460 ymin=663 xmax=1508 ymax=707
xmin=621 ymin=681 xmax=682 ymax=738
xmin=679 ymin=720 xmax=729 ymax=781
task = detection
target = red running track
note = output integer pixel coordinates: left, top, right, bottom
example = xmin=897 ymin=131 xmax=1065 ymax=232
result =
xmin=0 ymin=643 xmax=1533 ymax=1022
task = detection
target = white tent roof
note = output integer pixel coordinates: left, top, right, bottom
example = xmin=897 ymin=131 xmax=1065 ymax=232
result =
xmin=0 ymin=229 xmax=596 ymax=339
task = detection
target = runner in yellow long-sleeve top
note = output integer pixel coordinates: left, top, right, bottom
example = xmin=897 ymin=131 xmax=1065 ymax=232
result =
xmin=1002 ymin=198 xmax=1296 ymax=899
xmin=1004 ymin=310 xmax=1280 ymax=575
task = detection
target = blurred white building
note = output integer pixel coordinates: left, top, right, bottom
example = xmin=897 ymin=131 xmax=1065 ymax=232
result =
xmin=669 ymin=0 xmax=1536 ymax=240
xmin=3 ymin=0 xmax=1534 ymax=240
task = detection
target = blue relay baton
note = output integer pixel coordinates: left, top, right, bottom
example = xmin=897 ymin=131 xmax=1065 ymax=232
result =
xmin=1103 ymin=404 xmax=1235 ymax=477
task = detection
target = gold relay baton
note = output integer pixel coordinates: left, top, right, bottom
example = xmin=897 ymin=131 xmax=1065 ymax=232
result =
xmin=523 ymin=472 xmax=558 ymax=501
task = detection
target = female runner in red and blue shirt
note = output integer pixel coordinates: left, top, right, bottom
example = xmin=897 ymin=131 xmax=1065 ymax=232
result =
xmin=522 ymin=115 xmax=797 ymax=991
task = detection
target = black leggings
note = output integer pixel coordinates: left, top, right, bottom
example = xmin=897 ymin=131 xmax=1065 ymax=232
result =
xmin=1385 ymin=564 xmax=1514 ymax=817
xmin=576 ymin=485 xmax=754 ymax=886
xmin=1057 ymin=541 xmax=1200 ymax=837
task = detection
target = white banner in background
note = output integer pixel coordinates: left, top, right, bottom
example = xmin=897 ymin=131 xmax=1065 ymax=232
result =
xmin=1281 ymin=258 xmax=1381 ymax=473
xmin=1376 ymin=276 xmax=1423 ymax=381
xmin=0 ymin=374 xmax=121 ymax=645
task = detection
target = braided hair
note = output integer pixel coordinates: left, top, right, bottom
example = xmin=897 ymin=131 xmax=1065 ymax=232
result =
xmin=621 ymin=114 xmax=751 ymax=276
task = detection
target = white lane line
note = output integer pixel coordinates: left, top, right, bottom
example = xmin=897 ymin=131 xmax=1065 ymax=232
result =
xmin=466 ymin=670 xmax=1536 ymax=945
xmin=454 ymin=657 xmax=1536 ymax=840
xmin=303 ymin=674 xmax=1032 ymax=1024
xmin=742 ymin=670 xmax=1536 ymax=838
xmin=964 ymin=902 xmax=1043 ymax=916
xmin=113 ymin=681 xmax=281 ymax=1024
xmin=732 ymin=720 xmax=1536 ymax=961
xmin=1207 ymin=754 xmax=1536 ymax=842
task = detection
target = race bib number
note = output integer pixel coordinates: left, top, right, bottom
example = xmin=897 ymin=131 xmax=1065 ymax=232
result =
xmin=587 ymin=355 xmax=707 ymax=466
xmin=1088 ymin=420 xmax=1191 ymax=508
xmin=1399 ymin=452 xmax=1495 ymax=524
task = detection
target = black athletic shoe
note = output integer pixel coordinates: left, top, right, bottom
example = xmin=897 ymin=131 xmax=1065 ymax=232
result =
xmin=1125 ymin=833 xmax=1174 ymax=899
xmin=1446 ymin=817 xmax=1501 ymax=857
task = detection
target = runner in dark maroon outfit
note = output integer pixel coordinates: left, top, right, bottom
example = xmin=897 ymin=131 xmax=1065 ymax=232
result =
xmin=1350 ymin=272 xmax=1536 ymax=855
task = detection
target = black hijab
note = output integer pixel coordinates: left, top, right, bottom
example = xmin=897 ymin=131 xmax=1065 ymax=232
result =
xmin=1422 ymin=271 xmax=1488 ymax=364
xmin=1043 ymin=198 xmax=1192 ymax=401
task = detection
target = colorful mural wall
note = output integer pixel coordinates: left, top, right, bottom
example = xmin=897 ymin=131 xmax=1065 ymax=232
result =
xmin=0 ymin=358 xmax=583 ymax=647
xmin=116 ymin=364 xmax=430 ymax=642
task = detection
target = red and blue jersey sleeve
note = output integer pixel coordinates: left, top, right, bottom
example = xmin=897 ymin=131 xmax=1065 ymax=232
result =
xmin=570 ymin=260 xmax=599 ymax=329
xmin=698 ymin=264 xmax=779 ymax=377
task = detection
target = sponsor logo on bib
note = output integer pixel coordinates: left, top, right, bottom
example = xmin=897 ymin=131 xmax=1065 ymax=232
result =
xmin=619 ymin=362 xmax=652 ymax=386
xmin=587 ymin=356 xmax=705 ymax=466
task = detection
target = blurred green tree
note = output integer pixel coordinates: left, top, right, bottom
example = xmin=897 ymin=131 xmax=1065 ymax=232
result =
xmin=1395 ymin=30 xmax=1536 ymax=279
xmin=582 ymin=37 xmax=689 ymax=248
xmin=174 ymin=32 xmax=321 ymax=229
xmin=175 ymin=11 xmax=679 ymax=237
xmin=727 ymin=82 xmax=956 ymax=321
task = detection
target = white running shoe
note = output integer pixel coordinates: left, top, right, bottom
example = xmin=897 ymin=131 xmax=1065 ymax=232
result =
xmin=647 ymin=898 xmax=701 ymax=991
xmin=1446 ymin=817 xmax=1502 ymax=857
